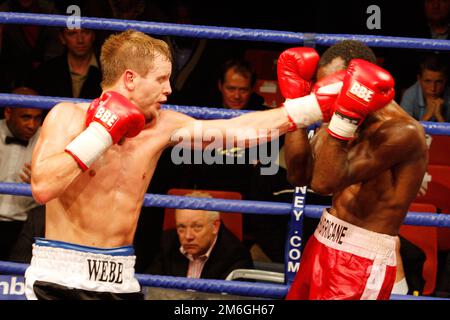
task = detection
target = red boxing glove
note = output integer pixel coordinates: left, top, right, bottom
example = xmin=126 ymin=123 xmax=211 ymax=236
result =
xmin=311 ymin=70 xmax=346 ymax=123
xmin=85 ymin=91 xmax=145 ymax=143
xmin=65 ymin=91 xmax=145 ymax=170
xmin=283 ymin=70 xmax=345 ymax=130
xmin=277 ymin=47 xmax=319 ymax=99
xmin=328 ymin=59 xmax=395 ymax=140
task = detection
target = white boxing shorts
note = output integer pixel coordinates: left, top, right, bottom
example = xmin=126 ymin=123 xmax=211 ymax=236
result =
xmin=286 ymin=209 xmax=397 ymax=300
xmin=25 ymin=238 xmax=142 ymax=300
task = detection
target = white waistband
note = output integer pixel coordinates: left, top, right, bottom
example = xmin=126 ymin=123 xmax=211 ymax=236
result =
xmin=314 ymin=209 xmax=396 ymax=265
xmin=25 ymin=240 xmax=140 ymax=295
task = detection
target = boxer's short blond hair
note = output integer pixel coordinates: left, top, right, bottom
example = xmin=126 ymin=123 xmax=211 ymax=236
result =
xmin=100 ymin=29 xmax=172 ymax=88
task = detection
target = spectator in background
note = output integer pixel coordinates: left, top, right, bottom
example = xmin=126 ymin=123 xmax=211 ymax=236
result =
xmin=146 ymin=195 xmax=253 ymax=279
xmin=381 ymin=0 xmax=450 ymax=99
xmin=29 ymin=27 xmax=102 ymax=99
xmin=401 ymin=53 xmax=450 ymax=122
xmin=163 ymin=1 xmax=209 ymax=105
xmin=217 ymin=58 xmax=267 ymax=110
xmin=163 ymin=1 xmax=246 ymax=107
xmin=0 ymin=0 xmax=63 ymax=92
xmin=81 ymin=0 xmax=167 ymax=54
xmin=422 ymin=0 xmax=450 ymax=39
xmin=190 ymin=58 xmax=268 ymax=197
xmin=0 ymin=86 xmax=43 ymax=260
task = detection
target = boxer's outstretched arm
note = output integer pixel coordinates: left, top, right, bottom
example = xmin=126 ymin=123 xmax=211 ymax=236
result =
xmin=171 ymin=107 xmax=291 ymax=149
xmin=31 ymin=103 xmax=86 ymax=204
xmin=209 ymin=107 xmax=292 ymax=146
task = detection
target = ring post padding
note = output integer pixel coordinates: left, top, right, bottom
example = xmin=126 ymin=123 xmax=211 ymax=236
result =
xmin=303 ymin=33 xmax=317 ymax=48
xmin=285 ymin=186 xmax=307 ymax=285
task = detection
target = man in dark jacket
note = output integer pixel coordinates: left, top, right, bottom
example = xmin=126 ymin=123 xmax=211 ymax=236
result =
xmin=29 ymin=27 xmax=102 ymax=99
xmin=146 ymin=208 xmax=253 ymax=279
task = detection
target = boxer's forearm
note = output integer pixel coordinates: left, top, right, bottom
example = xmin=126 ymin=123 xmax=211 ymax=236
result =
xmin=285 ymin=130 xmax=313 ymax=186
xmin=174 ymin=108 xmax=291 ymax=149
xmin=311 ymin=136 xmax=349 ymax=195
xmin=202 ymin=108 xmax=291 ymax=148
xmin=31 ymin=152 xmax=83 ymax=204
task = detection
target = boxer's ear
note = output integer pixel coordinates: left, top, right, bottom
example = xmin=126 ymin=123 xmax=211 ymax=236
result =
xmin=124 ymin=70 xmax=136 ymax=91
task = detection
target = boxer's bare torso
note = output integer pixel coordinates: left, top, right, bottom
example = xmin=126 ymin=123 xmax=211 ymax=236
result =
xmin=32 ymin=102 xmax=189 ymax=247
xmin=311 ymin=102 xmax=428 ymax=235
xmin=32 ymin=101 xmax=290 ymax=248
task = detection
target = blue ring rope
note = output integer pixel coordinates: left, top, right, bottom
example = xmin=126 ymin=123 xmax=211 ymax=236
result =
xmin=1 ymin=182 xmax=449 ymax=228
xmin=0 ymin=93 xmax=251 ymax=119
xmin=0 ymin=261 xmax=447 ymax=300
xmin=1 ymin=94 xmax=449 ymax=135
xmin=1 ymin=12 xmax=450 ymax=50
xmin=0 ymin=261 xmax=286 ymax=299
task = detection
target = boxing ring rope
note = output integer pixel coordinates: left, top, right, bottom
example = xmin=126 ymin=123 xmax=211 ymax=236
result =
xmin=0 ymin=260 xmax=288 ymax=299
xmin=0 ymin=260 xmax=444 ymax=300
xmin=0 ymin=11 xmax=449 ymax=301
xmin=0 ymin=93 xmax=253 ymax=119
xmin=0 ymin=182 xmax=449 ymax=228
xmin=1 ymin=93 xmax=450 ymax=135
xmin=1 ymin=12 xmax=450 ymax=50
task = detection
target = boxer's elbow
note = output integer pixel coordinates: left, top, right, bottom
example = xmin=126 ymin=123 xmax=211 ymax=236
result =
xmin=31 ymin=184 xmax=50 ymax=204
xmin=31 ymin=176 xmax=53 ymax=204
xmin=310 ymin=176 xmax=337 ymax=196
xmin=285 ymin=156 xmax=313 ymax=187
xmin=287 ymin=168 xmax=311 ymax=187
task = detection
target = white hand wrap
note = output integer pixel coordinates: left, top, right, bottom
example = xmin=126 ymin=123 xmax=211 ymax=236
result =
xmin=65 ymin=122 xmax=113 ymax=171
xmin=327 ymin=112 xmax=359 ymax=140
xmin=283 ymin=94 xmax=323 ymax=130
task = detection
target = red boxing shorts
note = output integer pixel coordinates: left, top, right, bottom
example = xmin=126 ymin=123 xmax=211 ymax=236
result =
xmin=286 ymin=209 xmax=397 ymax=300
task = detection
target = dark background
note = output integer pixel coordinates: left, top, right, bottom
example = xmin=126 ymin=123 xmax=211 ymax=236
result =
xmin=157 ymin=0 xmax=423 ymax=36
xmin=49 ymin=0 xmax=425 ymax=36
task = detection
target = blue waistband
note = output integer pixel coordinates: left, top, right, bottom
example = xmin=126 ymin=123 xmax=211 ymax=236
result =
xmin=34 ymin=237 xmax=135 ymax=256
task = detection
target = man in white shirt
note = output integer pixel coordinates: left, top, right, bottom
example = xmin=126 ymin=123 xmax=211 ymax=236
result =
xmin=0 ymin=86 xmax=43 ymax=260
